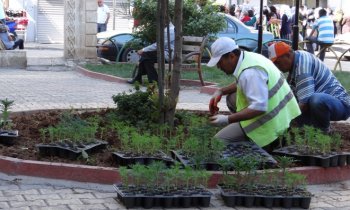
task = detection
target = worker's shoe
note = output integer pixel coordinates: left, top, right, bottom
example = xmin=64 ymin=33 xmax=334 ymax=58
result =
xmin=127 ymin=78 xmax=142 ymax=84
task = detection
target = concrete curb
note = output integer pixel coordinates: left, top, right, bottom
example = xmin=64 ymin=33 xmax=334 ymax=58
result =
xmin=76 ymin=65 xmax=219 ymax=94
xmin=1 ymin=155 xmax=350 ymax=187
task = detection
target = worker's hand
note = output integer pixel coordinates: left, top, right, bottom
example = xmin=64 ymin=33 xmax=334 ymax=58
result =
xmin=137 ymin=49 xmax=144 ymax=55
xmin=209 ymin=90 xmax=222 ymax=115
xmin=210 ymin=114 xmax=229 ymax=126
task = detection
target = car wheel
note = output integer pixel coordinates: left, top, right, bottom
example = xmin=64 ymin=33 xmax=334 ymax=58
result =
xmin=121 ymin=48 xmax=140 ymax=63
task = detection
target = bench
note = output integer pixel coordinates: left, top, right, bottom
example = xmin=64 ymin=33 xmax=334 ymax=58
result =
xmin=155 ymin=35 xmax=208 ymax=86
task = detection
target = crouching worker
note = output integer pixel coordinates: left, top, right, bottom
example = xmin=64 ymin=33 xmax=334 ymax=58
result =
xmin=207 ymin=37 xmax=301 ymax=149
xmin=268 ymin=42 xmax=350 ymax=133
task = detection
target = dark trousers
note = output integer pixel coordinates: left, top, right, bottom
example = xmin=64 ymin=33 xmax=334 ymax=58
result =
xmin=97 ymin=23 xmax=107 ymax=33
xmin=134 ymin=51 xmax=158 ymax=83
xmin=12 ymin=39 xmax=24 ymax=50
xmin=306 ymin=37 xmax=332 ymax=61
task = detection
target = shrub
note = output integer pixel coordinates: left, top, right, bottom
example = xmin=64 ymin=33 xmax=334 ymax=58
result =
xmin=132 ymin=0 xmax=225 ymax=44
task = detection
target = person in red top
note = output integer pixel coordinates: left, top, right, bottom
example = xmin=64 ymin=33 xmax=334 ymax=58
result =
xmin=240 ymin=11 xmax=251 ymax=23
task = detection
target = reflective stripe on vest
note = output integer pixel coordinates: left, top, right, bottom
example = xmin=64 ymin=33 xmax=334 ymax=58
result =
xmin=244 ymin=91 xmax=294 ymax=133
xmin=268 ymin=74 xmax=284 ymax=99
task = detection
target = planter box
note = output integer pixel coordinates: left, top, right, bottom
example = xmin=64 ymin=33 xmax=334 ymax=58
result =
xmin=273 ymin=145 xmax=350 ymax=168
xmin=218 ymin=185 xmax=311 ymax=209
xmin=0 ymin=130 xmax=19 ymax=146
xmin=112 ymin=151 xmax=174 ymax=167
xmin=36 ymin=140 xmax=108 ymax=160
xmin=113 ymin=184 xmax=212 ymax=209
xmin=172 ymin=141 xmax=277 ymax=170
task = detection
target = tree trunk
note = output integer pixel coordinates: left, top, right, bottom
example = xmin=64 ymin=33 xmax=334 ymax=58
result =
xmin=165 ymin=0 xmax=183 ymax=127
xmin=157 ymin=0 xmax=166 ymax=124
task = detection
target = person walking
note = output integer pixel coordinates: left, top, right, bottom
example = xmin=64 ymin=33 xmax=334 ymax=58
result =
xmin=306 ymin=8 xmax=334 ymax=61
xmin=207 ymin=37 xmax=300 ymax=149
xmin=97 ymin=0 xmax=110 ymax=33
xmin=341 ymin=11 xmax=350 ymax=34
xmin=268 ymin=42 xmax=350 ymax=133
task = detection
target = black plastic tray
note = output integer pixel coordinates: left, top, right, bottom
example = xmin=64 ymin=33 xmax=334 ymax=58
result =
xmin=0 ymin=130 xmax=19 ymax=146
xmin=172 ymin=141 xmax=277 ymax=170
xmin=113 ymin=184 xmax=212 ymax=208
xmin=112 ymin=151 xmax=174 ymax=167
xmin=219 ymin=185 xmax=311 ymax=209
xmin=36 ymin=140 xmax=108 ymax=160
xmin=273 ymin=145 xmax=350 ymax=168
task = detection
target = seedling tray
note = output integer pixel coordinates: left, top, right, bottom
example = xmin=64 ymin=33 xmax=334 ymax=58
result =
xmin=113 ymin=184 xmax=212 ymax=209
xmin=0 ymin=130 xmax=19 ymax=146
xmin=273 ymin=145 xmax=350 ymax=168
xmin=112 ymin=151 xmax=174 ymax=167
xmin=36 ymin=140 xmax=108 ymax=160
xmin=172 ymin=141 xmax=277 ymax=170
xmin=218 ymin=185 xmax=311 ymax=209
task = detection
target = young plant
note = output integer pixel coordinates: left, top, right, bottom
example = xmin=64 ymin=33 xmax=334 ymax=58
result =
xmin=119 ymin=166 xmax=129 ymax=187
xmin=0 ymin=98 xmax=14 ymax=130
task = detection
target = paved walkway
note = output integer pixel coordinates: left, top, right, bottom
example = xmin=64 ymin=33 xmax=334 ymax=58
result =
xmin=0 ymin=172 xmax=350 ymax=210
xmin=0 ymin=68 xmax=228 ymax=113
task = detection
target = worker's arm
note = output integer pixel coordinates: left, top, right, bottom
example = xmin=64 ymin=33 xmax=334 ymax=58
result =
xmin=219 ymin=83 xmax=237 ymax=95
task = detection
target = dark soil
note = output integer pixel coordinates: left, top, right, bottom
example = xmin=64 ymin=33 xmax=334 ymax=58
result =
xmin=1 ymin=109 xmax=350 ymax=168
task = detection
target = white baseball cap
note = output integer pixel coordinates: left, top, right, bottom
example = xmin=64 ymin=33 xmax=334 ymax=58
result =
xmin=207 ymin=37 xmax=239 ymax=67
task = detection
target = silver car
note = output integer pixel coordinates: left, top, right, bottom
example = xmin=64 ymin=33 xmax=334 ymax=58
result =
xmin=215 ymin=14 xmax=274 ymax=51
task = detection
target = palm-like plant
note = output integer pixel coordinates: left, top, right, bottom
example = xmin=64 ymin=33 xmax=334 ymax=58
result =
xmin=0 ymin=98 xmax=14 ymax=130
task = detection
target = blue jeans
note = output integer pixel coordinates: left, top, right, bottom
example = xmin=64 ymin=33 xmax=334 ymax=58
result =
xmin=97 ymin=23 xmax=107 ymax=33
xmin=297 ymin=93 xmax=350 ymax=131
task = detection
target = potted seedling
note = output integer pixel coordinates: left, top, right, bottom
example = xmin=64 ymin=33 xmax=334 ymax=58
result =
xmin=274 ymin=125 xmax=348 ymax=168
xmin=113 ymin=161 xmax=212 ymax=208
xmin=0 ymin=98 xmax=19 ymax=145
xmin=112 ymin=127 xmax=174 ymax=167
xmin=218 ymin=155 xmax=312 ymax=209
xmin=36 ymin=112 xmax=107 ymax=160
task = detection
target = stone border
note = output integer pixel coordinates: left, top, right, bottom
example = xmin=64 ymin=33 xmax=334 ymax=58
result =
xmin=1 ymin=155 xmax=350 ymax=187
xmin=76 ymin=65 xmax=218 ymax=94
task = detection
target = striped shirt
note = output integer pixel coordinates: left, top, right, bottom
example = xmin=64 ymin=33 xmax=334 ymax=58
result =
xmin=289 ymin=51 xmax=350 ymax=107
xmin=313 ymin=16 xmax=334 ymax=43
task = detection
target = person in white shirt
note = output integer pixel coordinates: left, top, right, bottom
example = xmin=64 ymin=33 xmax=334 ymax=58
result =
xmin=97 ymin=0 xmax=110 ymax=33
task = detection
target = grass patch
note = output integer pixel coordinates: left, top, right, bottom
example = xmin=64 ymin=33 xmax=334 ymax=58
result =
xmin=84 ymin=63 xmax=233 ymax=87
xmin=84 ymin=63 xmax=350 ymax=89
xmin=333 ymin=71 xmax=350 ymax=92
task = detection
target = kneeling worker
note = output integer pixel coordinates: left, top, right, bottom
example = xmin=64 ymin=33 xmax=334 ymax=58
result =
xmin=207 ymin=37 xmax=301 ymax=148
xmin=268 ymin=42 xmax=350 ymax=133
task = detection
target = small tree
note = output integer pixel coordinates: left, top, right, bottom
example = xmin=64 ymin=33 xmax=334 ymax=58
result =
xmin=0 ymin=98 xmax=14 ymax=130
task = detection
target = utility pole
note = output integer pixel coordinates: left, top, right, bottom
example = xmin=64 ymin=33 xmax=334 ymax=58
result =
xmin=292 ymin=0 xmax=300 ymax=50
xmin=112 ymin=0 xmax=116 ymax=30
xmin=257 ymin=0 xmax=263 ymax=54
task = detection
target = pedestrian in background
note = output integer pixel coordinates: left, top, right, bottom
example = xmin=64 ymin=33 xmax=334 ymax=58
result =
xmin=0 ymin=0 xmax=6 ymax=24
xmin=341 ymin=11 xmax=350 ymax=34
xmin=306 ymin=8 xmax=334 ymax=61
xmin=97 ymin=0 xmax=110 ymax=33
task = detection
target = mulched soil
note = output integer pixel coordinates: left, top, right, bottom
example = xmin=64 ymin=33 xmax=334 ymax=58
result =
xmin=1 ymin=109 xmax=350 ymax=168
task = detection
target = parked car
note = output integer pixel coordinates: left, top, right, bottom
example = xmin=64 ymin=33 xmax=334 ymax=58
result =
xmin=96 ymin=13 xmax=274 ymax=63
xmin=96 ymin=31 xmax=140 ymax=62
xmin=215 ymin=14 xmax=274 ymax=51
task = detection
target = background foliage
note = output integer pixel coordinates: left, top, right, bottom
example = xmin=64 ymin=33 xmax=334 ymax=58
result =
xmin=132 ymin=0 xmax=225 ymax=44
